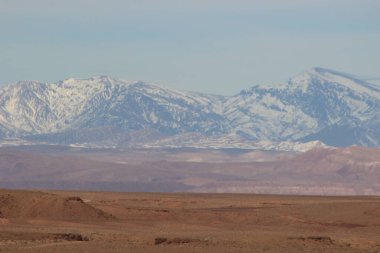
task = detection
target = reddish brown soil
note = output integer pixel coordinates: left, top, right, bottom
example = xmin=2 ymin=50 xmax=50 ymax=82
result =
xmin=0 ymin=189 xmax=380 ymax=253
xmin=0 ymin=189 xmax=113 ymax=221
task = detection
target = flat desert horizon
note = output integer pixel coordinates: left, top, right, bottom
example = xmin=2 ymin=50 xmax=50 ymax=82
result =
xmin=1 ymin=188 xmax=380 ymax=253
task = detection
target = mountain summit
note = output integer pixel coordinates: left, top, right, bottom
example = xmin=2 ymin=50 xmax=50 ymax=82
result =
xmin=0 ymin=68 xmax=379 ymax=148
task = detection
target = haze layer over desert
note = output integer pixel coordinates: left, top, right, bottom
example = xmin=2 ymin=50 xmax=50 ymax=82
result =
xmin=1 ymin=145 xmax=380 ymax=196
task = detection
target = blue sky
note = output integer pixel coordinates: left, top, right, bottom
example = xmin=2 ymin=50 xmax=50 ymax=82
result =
xmin=1 ymin=0 xmax=379 ymax=94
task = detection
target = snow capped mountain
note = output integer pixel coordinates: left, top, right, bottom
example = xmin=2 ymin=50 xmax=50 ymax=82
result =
xmin=0 ymin=77 xmax=229 ymax=140
xmin=0 ymin=67 xmax=379 ymax=149
xmin=225 ymin=67 xmax=380 ymax=146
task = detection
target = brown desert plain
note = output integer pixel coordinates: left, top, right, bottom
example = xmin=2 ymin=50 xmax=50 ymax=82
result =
xmin=0 ymin=189 xmax=380 ymax=253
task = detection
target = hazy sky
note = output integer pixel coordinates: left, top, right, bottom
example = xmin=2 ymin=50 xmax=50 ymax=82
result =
xmin=1 ymin=0 xmax=379 ymax=94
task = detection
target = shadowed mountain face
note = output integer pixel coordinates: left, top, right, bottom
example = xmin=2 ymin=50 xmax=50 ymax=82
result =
xmin=0 ymin=68 xmax=379 ymax=147
xmin=0 ymin=146 xmax=379 ymax=195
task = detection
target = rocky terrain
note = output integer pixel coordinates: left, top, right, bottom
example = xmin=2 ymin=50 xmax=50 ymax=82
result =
xmin=0 ymin=67 xmax=379 ymax=149
xmin=0 ymin=189 xmax=379 ymax=253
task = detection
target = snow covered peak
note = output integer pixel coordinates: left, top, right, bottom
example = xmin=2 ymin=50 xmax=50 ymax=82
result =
xmin=226 ymin=67 xmax=380 ymax=147
xmin=58 ymin=75 xmax=125 ymax=87
xmin=0 ymin=69 xmax=379 ymax=148
xmin=289 ymin=67 xmax=380 ymax=97
xmin=307 ymin=67 xmax=364 ymax=84
xmin=287 ymin=67 xmax=343 ymax=90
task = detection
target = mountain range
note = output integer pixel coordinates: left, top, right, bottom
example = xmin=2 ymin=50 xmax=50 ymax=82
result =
xmin=1 ymin=67 xmax=379 ymax=149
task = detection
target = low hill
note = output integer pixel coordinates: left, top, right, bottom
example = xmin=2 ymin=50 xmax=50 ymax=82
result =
xmin=0 ymin=189 xmax=113 ymax=221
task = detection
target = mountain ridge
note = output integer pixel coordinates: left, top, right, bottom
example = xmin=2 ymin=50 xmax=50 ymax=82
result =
xmin=0 ymin=68 xmax=379 ymax=148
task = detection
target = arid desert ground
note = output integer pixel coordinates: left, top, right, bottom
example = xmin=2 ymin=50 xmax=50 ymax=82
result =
xmin=1 ymin=189 xmax=380 ymax=253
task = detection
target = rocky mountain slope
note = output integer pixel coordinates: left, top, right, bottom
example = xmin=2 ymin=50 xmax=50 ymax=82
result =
xmin=224 ymin=68 xmax=380 ymax=146
xmin=0 ymin=68 xmax=379 ymax=148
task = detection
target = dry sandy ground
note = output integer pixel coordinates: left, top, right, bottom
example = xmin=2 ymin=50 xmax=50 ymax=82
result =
xmin=0 ymin=189 xmax=380 ymax=253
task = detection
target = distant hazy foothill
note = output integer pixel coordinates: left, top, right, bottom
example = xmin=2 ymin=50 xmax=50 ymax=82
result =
xmin=0 ymin=67 xmax=379 ymax=149
xmin=1 ymin=146 xmax=379 ymax=195
xmin=0 ymin=68 xmax=380 ymax=195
